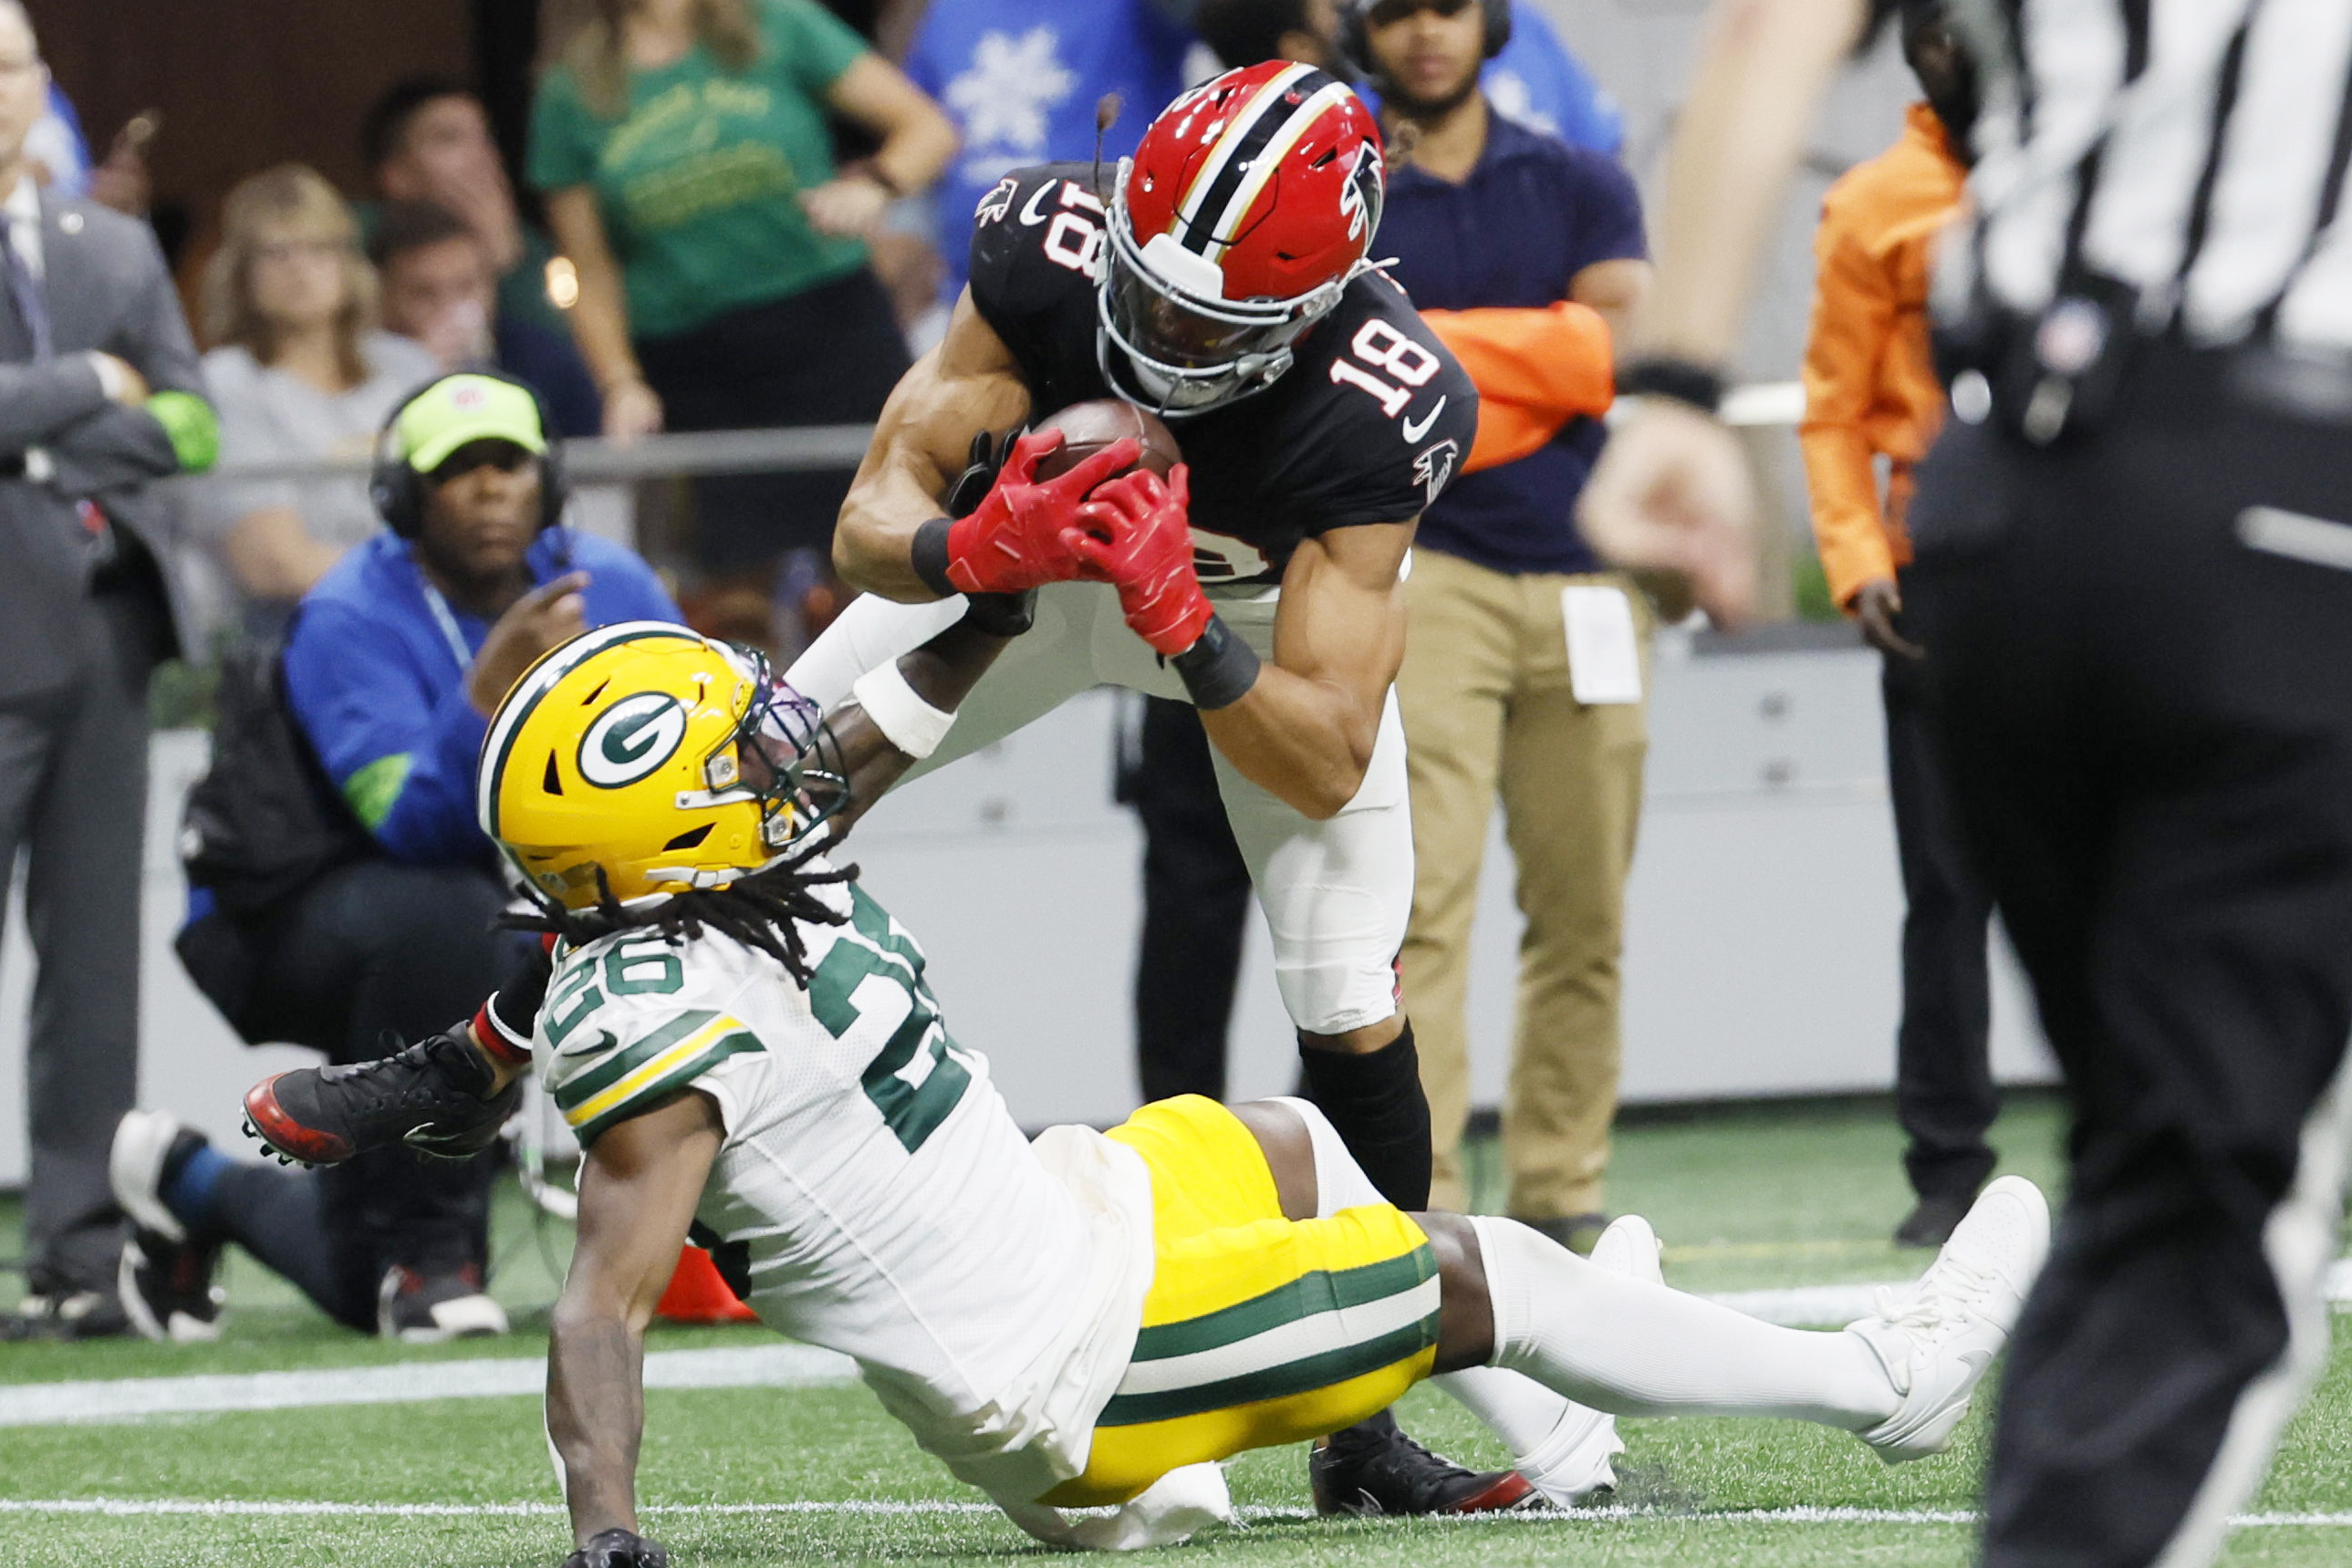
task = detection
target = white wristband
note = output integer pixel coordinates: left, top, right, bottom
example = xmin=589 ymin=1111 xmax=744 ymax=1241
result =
xmin=850 ymin=663 xmax=956 ymax=761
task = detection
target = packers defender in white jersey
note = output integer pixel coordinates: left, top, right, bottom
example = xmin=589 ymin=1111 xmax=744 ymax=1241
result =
xmin=259 ymin=618 xmax=2051 ymax=1568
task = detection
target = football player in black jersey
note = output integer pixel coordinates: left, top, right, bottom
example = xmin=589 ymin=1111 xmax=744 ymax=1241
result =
xmin=245 ymin=62 xmax=1596 ymax=1517
xmin=779 ymin=61 xmax=1604 ymax=1516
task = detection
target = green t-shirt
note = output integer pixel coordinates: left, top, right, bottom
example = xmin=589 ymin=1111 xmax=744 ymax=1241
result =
xmin=528 ymin=0 xmax=872 ymax=340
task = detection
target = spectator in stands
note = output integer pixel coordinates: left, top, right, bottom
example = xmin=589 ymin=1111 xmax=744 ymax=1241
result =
xmin=1352 ymin=0 xmax=1650 ymax=1249
xmin=369 ymin=200 xmax=601 ymax=438
xmin=150 ymin=371 xmax=681 ymax=1343
xmin=906 ymin=0 xmax=1195 ymax=308
xmin=360 ymin=77 xmax=572 ymax=343
xmin=529 ymin=0 xmax=955 ymax=635
xmin=0 ymin=0 xmax=216 ymax=1337
xmin=195 ymin=165 xmax=438 ymax=626
xmin=1797 ymin=3 xmax=1986 ymax=1249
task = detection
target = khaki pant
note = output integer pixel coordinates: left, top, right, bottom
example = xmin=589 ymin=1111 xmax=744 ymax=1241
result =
xmin=1397 ymin=551 xmax=1650 ymax=1218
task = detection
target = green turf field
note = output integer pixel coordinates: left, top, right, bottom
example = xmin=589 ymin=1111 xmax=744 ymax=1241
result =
xmin=5 ymin=1091 xmax=2348 ymax=1567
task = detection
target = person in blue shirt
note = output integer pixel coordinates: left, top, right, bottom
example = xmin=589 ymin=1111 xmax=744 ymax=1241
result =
xmin=160 ymin=373 xmax=679 ymax=1344
xmin=1343 ymin=0 xmax=1653 ymax=1256
xmin=905 ymin=0 xmax=1196 ymax=303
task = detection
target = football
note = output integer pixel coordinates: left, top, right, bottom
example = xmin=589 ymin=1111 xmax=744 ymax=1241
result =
xmin=1030 ymin=399 xmax=1182 ymax=486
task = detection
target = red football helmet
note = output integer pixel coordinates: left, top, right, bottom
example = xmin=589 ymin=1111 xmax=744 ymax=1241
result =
xmin=1099 ymin=61 xmax=1387 ymax=417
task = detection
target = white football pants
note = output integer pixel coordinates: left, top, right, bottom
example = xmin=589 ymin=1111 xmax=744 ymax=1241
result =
xmin=787 ymin=581 xmax=1412 ymax=1035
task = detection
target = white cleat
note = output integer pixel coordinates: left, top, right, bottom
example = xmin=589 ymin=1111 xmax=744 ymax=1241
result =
xmin=1590 ymin=1214 xmax=1664 ymax=1287
xmin=1847 ymin=1175 xmax=2051 ymax=1464
xmin=1518 ymin=1216 xmax=1665 ymax=1506
xmin=109 ymin=1108 xmax=192 ymax=1243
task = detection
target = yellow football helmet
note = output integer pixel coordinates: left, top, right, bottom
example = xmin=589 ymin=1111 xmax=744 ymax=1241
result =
xmin=476 ymin=622 xmax=839 ymax=911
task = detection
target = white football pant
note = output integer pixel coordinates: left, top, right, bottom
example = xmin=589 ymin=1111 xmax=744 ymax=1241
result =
xmin=787 ymin=580 xmax=1412 ymax=1036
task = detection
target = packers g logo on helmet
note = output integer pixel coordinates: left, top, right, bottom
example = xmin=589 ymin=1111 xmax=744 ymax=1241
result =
xmin=578 ymin=693 xmax=689 ymax=788
xmin=476 ymin=622 xmax=838 ymax=911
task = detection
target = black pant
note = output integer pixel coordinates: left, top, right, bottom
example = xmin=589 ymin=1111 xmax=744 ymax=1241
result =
xmin=182 ymin=858 xmax=525 ymax=1328
xmin=1883 ymin=642 xmax=1999 ymax=1200
xmin=1906 ymin=363 xmax=2352 ymax=1568
xmin=1123 ymin=697 xmax=1252 ymax=1102
xmin=637 ymin=268 xmax=911 ymax=574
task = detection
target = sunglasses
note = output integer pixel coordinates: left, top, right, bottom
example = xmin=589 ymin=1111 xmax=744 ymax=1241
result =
xmin=1366 ymin=0 xmax=1477 ymax=26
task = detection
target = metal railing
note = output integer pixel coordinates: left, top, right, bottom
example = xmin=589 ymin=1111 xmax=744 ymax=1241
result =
xmin=201 ymin=381 xmax=1814 ymax=484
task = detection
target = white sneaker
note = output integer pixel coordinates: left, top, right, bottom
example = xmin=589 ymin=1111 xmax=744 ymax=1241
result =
xmin=1517 ymin=1215 xmax=1664 ymax=1505
xmin=109 ymin=1108 xmax=192 ymax=1243
xmin=1847 ymin=1175 xmax=2051 ymax=1464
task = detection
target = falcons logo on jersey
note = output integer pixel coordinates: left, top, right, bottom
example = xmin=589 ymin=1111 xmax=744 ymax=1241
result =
xmin=974 ymin=176 xmax=1019 ymax=227
xmin=1413 ymin=439 xmax=1461 ymax=506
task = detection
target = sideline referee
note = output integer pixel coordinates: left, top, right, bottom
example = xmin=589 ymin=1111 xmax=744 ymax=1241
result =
xmin=1581 ymin=2 xmax=2352 ymax=1565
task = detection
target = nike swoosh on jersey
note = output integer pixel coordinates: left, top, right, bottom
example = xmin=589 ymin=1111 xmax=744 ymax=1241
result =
xmin=557 ymin=1028 xmax=620 ymax=1060
xmin=1401 ymin=397 xmax=1447 ymax=442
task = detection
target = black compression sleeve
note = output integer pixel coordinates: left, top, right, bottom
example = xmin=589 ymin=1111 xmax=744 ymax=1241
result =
xmin=1296 ymin=1021 xmax=1431 ymax=1211
xmin=911 ymin=517 xmax=957 ymax=597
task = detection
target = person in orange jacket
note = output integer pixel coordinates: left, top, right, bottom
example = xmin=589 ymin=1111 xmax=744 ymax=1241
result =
xmin=1797 ymin=1 xmax=1991 ymax=1249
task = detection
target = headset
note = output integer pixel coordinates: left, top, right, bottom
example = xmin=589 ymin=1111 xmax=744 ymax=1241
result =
xmin=1337 ymin=0 xmax=1514 ymax=85
xmin=369 ymin=369 xmax=571 ymax=540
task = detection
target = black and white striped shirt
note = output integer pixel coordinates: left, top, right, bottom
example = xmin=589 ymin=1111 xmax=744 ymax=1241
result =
xmin=1948 ymin=0 xmax=2352 ymax=353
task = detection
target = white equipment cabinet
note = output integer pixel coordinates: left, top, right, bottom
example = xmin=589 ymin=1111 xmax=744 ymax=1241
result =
xmin=0 ymin=639 xmax=2053 ymax=1185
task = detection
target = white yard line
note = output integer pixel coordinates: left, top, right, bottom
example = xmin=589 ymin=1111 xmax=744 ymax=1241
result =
xmin=0 ymin=1498 xmax=2348 ymax=1529
xmin=4 ymin=1259 xmax=2347 ymax=1428
xmin=0 ymin=1344 xmax=853 ymax=1427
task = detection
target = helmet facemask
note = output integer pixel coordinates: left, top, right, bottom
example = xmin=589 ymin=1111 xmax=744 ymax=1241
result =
xmin=1096 ymin=167 xmax=1352 ymax=419
xmin=711 ymin=645 xmax=849 ymax=864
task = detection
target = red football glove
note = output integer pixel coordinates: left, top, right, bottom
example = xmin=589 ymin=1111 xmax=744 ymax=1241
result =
xmin=1067 ymin=464 xmax=1213 ymax=657
xmin=944 ymin=429 xmax=1143 ymax=595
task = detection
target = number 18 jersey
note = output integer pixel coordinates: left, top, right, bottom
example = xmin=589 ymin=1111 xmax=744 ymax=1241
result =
xmin=534 ymin=870 xmax=1157 ymax=1504
xmin=966 ymin=162 xmax=1480 ymax=586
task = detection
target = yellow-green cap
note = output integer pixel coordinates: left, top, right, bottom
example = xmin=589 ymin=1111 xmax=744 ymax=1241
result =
xmin=391 ymin=373 xmax=547 ymax=473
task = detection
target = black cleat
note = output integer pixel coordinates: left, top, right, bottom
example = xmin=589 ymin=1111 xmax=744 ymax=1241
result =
xmin=120 ymin=1231 xmax=225 ymax=1344
xmin=245 ymin=1022 xmax=518 ymax=1167
xmin=1309 ymin=1410 xmax=1536 ymax=1517
xmin=378 ymin=1262 xmax=508 ymax=1343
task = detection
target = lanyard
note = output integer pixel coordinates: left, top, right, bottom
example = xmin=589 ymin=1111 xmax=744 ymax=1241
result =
xmin=415 ymin=566 xmax=476 ymax=675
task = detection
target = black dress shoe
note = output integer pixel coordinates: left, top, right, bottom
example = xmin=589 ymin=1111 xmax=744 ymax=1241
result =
xmin=1894 ymin=1192 xmax=1976 ymax=1248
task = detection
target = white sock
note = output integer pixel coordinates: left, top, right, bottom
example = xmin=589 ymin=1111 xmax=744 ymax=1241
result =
xmin=1473 ymin=1216 xmax=1900 ymax=1429
xmin=1267 ymin=1098 xmax=1620 ymax=1497
xmin=1433 ymin=1366 xmax=1618 ymax=1501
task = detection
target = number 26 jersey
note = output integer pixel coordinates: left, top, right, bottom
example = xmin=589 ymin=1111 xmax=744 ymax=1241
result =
xmin=533 ymin=870 xmax=1155 ymax=1503
xmin=967 ymin=163 xmax=1479 ymax=587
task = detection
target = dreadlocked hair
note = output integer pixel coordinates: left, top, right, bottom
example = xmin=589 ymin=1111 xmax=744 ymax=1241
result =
xmin=502 ymin=845 xmax=859 ymax=989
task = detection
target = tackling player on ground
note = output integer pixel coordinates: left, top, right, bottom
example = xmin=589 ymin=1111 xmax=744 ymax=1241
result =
xmin=780 ymin=58 xmax=1493 ymax=1511
xmin=255 ymin=623 xmax=2046 ymax=1566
